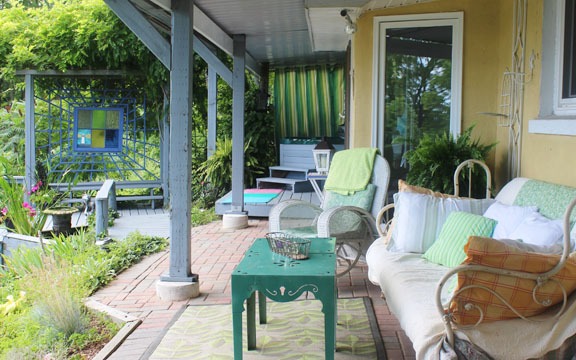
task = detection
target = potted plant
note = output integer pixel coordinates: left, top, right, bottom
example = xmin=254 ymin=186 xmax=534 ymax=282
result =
xmin=403 ymin=125 xmax=496 ymax=198
xmin=43 ymin=206 xmax=79 ymax=235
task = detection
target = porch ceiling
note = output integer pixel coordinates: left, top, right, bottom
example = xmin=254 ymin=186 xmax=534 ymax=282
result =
xmin=128 ymin=0 xmax=437 ymax=70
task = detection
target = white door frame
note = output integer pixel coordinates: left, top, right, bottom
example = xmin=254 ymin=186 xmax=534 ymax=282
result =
xmin=371 ymin=12 xmax=464 ymax=151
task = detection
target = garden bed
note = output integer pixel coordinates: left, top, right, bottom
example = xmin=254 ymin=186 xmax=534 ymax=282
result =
xmin=85 ymin=300 xmax=142 ymax=360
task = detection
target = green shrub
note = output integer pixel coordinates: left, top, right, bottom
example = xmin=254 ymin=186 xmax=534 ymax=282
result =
xmin=26 ymin=258 xmax=89 ymax=341
xmin=0 ymin=230 xmax=167 ymax=357
xmin=197 ymin=137 xmax=262 ymax=197
xmin=104 ymin=232 xmax=168 ymax=278
xmin=191 ymin=206 xmax=219 ymax=227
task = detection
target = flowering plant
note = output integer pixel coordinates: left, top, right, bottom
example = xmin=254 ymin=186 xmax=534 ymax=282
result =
xmin=0 ymin=176 xmax=60 ymax=236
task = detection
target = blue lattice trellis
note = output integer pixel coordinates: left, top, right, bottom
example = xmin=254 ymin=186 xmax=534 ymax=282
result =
xmin=33 ymin=77 xmax=162 ymax=183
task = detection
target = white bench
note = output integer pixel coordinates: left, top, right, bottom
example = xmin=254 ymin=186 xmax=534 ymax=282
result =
xmin=255 ymin=142 xmax=345 ymax=193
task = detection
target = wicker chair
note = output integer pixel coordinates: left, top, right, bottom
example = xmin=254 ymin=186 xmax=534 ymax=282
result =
xmin=268 ymin=153 xmax=390 ymax=276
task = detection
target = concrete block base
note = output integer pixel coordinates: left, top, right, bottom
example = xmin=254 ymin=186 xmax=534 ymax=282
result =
xmin=222 ymin=213 xmax=249 ymax=230
xmin=156 ymin=280 xmax=200 ymax=301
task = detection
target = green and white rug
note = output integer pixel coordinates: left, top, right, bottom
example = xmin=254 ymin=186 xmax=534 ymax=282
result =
xmin=146 ymin=297 xmax=386 ymax=359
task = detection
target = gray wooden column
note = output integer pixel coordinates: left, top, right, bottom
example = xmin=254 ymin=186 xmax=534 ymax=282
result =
xmin=24 ymin=73 xmax=35 ymax=198
xmin=161 ymin=89 xmax=170 ymax=205
xmin=229 ymin=35 xmax=246 ymax=214
xmin=207 ymin=66 xmax=217 ymax=158
xmin=163 ymin=0 xmax=197 ymax=283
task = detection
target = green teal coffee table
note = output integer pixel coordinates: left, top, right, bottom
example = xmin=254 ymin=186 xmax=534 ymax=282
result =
xmin=231 ymin=237 xmax=336 ymax=359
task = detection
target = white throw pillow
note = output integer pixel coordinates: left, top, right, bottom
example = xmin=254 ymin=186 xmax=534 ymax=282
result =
xmin=498 ymin=238 xmax=563 ymax=255
xmin=388 ymin=192 xmax=495 ymax=253
xmin=483 ymin=201 xmax=539 ymax=239
xmin=508 ymin=213 xmax=564 ymax=247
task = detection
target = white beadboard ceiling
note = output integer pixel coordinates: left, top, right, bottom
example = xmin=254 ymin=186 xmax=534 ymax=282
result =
xmin=129 ymin=0 xmax=437 ymax=69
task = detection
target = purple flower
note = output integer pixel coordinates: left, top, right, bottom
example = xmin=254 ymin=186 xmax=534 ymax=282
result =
xmin=1 ymin=207 xmax=7 ymax=216
xmin=30 ymin=181 xmax=42 ymax=194
xmin=22 ymin=202 xmax=35 ymax=217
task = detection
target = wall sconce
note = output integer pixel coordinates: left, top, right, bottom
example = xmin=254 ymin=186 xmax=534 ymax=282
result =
xmin=340 ymin=9 xmax=357 ymax=35
xmin=312 ymin=137 xmax=335 ymax=175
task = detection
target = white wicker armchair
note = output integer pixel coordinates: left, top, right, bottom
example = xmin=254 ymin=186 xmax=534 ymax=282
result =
xmin=269 ymin=154 xmax=391 ymax=276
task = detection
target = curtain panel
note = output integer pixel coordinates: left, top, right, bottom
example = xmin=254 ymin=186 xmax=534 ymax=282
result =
xmin=274 ymin=65 xmax=344 ymax=139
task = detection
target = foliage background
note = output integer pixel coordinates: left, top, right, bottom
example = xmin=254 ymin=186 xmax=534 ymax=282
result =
xmin=0 ymin=0 xmax=276 ymax=205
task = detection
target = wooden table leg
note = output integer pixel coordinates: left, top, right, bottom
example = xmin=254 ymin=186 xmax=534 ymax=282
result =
xmin=320 ymin=280 xmax=337 ymax=360
xmin=232 ymin=296 xmax=244 ymax=359
xmin=258 ymin=291 xmax=267 ymax=324
xmin=247 ymin=292 xmax=257 ymax=350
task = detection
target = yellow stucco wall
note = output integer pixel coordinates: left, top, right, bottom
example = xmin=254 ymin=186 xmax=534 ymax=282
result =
xmin=349 ymin=0 xmax=576 ymax=191
xmin=493 ymin=0 xmax=514 ymax=191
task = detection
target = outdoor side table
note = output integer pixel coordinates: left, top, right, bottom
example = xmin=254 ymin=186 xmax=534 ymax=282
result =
xmin=308 ymin=172 xmax=328 ymax=203
xmin=231 ymin=237 xmax=336 ymax=360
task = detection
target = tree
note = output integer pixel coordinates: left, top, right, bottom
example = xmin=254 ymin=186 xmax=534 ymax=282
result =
xmin=0 ymin=0 xmax=53 ymax=9
xmin=0 ymin=0 xmax=272 ymax=204
xmin=385 ymin=54 xmax=451 ymax=139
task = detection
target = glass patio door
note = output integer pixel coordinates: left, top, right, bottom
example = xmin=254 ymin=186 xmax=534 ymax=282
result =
xmin=372 ymin=13 xmax=463 ymax=194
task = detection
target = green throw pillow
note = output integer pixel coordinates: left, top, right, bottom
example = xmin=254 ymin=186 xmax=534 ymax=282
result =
xmin=322 ymin=184 xmax=376 ymax=233
xmin=323 ymin=183 xmax=376 ymax=210
xmin=423 ymin=212 xmax=497 ymax=267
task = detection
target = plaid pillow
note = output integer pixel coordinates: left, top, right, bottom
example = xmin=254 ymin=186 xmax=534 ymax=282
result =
xmin=450 ymin=236 xmax=576 ymax=325
xmin=398 ymin=179 xmax=456 ymax=198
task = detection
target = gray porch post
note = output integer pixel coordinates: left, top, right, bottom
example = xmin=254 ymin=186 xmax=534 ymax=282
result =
xmin=161 ymin=89 xmax=170 ymax=206
xmin=222 ymin=34 xmax=248 ymax=229
xmin=24 ymin=73 xmax=35 ymax=198
xmin=207 ymin=66 xmax=217 ymax=158
xmin=156 ymin=0 xmax=199 ymax=300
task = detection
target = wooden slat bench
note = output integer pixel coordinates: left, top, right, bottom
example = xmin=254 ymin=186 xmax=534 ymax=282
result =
xmin=49 ymin=180 xmax=164 ymax=209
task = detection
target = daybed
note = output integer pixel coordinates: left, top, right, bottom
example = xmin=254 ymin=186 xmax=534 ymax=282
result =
xmin=366 ymin=176 xmax=576 ymax=360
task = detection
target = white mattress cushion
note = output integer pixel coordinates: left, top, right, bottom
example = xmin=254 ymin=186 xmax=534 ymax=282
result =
xmin=366 ymin=240 xmax=576 ymax=360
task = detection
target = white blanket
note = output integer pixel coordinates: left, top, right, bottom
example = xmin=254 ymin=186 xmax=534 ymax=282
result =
xmin=366 ymin=240 xmax=576 ymax=360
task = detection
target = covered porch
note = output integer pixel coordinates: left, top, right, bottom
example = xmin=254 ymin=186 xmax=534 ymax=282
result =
xmin=89 ymin=216 xmax=414 ymax=359
xmin=106 ymin=0 xmax=575 ymax=320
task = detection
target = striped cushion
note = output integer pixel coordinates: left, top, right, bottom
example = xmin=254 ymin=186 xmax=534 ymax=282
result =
xmin=422 ymin=212 xmax=496 ymax=267
xmin=383 ymin=181 xmax=457 ymax=245
xmin=450 ymin=236 xmax=576 ymax=325
xmin=388 ymin=192 xmax=495 ymax=253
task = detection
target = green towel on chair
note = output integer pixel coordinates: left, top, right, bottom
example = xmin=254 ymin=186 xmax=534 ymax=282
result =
xmin=324 ymin=148 xmax=378 ymax=195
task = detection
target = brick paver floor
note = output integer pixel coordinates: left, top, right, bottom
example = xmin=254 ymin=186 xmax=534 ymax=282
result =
xmin=89 ymin=218 xmax=415 ymax=359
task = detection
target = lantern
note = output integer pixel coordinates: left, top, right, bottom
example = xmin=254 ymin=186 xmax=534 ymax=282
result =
xmin=312 ymin=137 xmax=335 ymax=175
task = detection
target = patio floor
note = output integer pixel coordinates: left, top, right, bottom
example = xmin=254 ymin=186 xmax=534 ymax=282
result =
xmin=89 ymin=217 xmax=416 ymax=359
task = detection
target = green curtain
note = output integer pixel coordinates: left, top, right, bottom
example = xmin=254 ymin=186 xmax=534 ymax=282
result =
xmin=274 ymin=65 xmax=344 ymax=138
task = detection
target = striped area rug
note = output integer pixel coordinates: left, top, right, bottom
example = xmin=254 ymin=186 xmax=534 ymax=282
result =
xmin=146 ymin=297 xmax=386 ymax=359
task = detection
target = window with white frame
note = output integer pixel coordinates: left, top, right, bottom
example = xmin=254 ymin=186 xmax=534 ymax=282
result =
xmin=563 ymin=0 xmax=576 ymax=101
xmin=530 ymin=0 xmax=576 ymax=135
